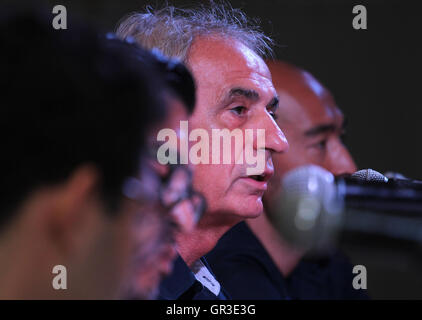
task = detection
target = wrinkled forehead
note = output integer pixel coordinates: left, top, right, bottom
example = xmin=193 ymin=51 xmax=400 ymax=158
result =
xmin=187 ymin=36 xmax=274 ymax=97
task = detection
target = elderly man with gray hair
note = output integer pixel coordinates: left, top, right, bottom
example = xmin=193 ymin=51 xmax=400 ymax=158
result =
xmin=117 ymin=2 xmax=288 ymax=299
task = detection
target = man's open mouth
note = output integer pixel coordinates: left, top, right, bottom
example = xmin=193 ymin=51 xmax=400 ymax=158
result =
xmin=248 ymin=173 xmax=267 ymax=182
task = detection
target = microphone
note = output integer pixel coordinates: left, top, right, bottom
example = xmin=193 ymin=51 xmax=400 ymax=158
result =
xmin=342 ymin=168 xmax=422 ymax=214
xmin=350 ymin=168 xmax=389 ymax=183
xmin=269 ymin=165 xmax=422 ymax=253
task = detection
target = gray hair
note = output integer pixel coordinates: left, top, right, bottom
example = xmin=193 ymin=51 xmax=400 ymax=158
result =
xmin=115 ymin=2 xmax=273 ymax=63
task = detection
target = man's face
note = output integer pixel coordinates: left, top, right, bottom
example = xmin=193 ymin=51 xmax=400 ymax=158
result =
xmin=265 ymin=62 xmax=357 ymax=201
xmin=128 ymin=200 xmax=176 ymax=299
xmin=124 ymin=96 xmax=203 ymax=299
xmin=148 ymin=96 xmax=203 ymax=233
xmin=186 ymin=37 xmax=288 ymax=221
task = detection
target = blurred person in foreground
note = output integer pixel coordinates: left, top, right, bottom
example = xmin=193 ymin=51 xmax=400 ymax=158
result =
xmin=207 ymin=60 xmax=369 ymax=299
xmin=116 ymin=2 xmax=288 ymax=299
xmin=121 ymin=48 xmax=206 ymax=299
xmin=0 ymin=9 xmax=174 ymax=299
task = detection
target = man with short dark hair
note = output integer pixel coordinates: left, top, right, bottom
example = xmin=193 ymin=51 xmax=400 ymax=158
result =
xmin=0 ymin=9 xmax=169 ymax=299
xmin=122 ymin=51 xmax=203 ymax=300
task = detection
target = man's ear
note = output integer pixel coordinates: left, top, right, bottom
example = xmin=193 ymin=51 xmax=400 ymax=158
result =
xmin=47 ymin=165 xmax=103 ymax=258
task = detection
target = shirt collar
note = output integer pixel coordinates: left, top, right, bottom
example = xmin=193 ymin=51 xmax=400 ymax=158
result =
xmin=157 ymin=254 xmax=197 ymax=300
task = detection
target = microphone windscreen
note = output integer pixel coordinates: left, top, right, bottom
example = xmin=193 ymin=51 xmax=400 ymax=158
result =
xmin=270 ymin=165 xmax=342 ymax=252
xmin=351 ymin=169 xmax=388 ymax=183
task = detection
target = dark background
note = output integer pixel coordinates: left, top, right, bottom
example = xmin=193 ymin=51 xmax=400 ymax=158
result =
xmin=8 ymin=0 xmax=422 ymax=299
xmin=32 ymin=0 xmax=422 ymax=179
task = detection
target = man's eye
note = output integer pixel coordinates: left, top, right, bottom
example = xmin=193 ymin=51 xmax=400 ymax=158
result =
xmin=269 ymin=110 xmax=278 ymax=120
xmin=314 ymin=139 xmax=327 ymax=150
xmin=230 ymin=106 xmax=247 ymax=115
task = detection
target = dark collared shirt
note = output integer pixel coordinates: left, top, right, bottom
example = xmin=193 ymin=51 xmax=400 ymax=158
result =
xmin=157 ymin=254 xmax=229 ymax=300
xmin=206 ymin=222 xmax=369 ymax=300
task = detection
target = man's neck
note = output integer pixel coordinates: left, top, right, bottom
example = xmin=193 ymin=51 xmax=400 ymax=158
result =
xmin=246 ymin=211 xmax=304 ymax=277
xmin=175 ymin=213 xmax=239 ymax=267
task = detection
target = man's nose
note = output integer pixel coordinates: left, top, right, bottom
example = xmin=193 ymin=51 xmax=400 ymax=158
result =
xmin=327 ymin=141 xmax=358 ymax=176
xmin=254 ymin=112 xmax=289 ymax=153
